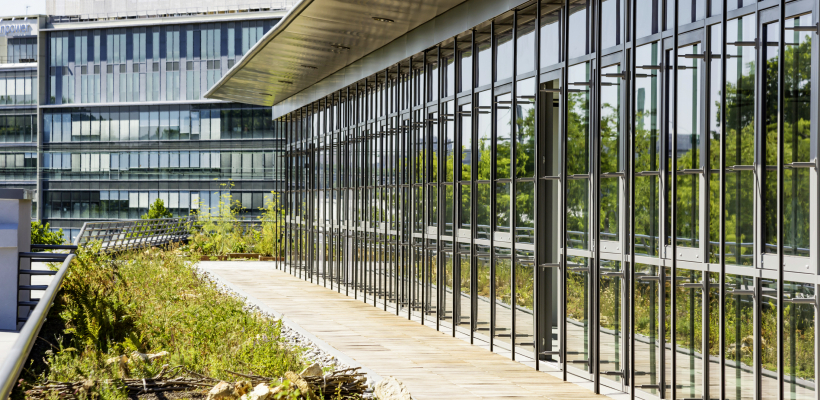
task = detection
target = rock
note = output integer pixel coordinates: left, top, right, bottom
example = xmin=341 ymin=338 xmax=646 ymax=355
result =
xmin=299 ymin=362 xmax=323 ymax=378
xmin=105 ymin=355 xmax=128 ymax=366
xmin=285 ymin=371 xmax=315 ymax=400
xmin=234 ymin=381 xmax=252 ymax=397
xmin=240 ymin=383 xmax=273 ymax=400
xmin=373 ymin=376 xmax=411 ymax=400
xmin=207 ymin=381 xmax=236 ymax=400
xmin=129 ymin=350 xmax=169 ymax=363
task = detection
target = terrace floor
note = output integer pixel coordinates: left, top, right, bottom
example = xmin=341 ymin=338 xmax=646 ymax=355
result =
xmin=198 ymin=261 xmax=615 ymax=400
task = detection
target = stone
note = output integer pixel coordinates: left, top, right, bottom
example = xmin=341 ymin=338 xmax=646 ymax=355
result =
xmin=299 ymin=362 xmax=323 ymax=377
xmin=240 ymin=383 xmax=273 ymax=400
xmin=105 ymin=355 xmax=128 ymax=366
xmin=129 ymin=350 xmax=169 ymax=363
xmin=206 ymin=381 xmax=236 ymax=400
xmin=373 ymin=376 xmax=411 ymax=400
xmin=285 ymin=371 xmax=315 ymax=400
xmin=234 ymin=381 xmax=252 ymax=397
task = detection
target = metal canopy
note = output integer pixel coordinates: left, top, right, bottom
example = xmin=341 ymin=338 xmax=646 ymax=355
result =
xmin=204 ymin=0 xmax=468 ymax=107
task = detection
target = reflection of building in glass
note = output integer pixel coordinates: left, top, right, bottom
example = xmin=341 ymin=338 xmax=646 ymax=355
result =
xmin=0 ymin=1 xmax=289 ymax=240
xmin=208 ymin=0 xmax=820 ymax=398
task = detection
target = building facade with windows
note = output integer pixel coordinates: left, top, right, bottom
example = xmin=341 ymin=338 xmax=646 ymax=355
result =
xmin=208 ymin=0 xmax=820 ymax=399
xmin=0 ymin=1 xmax=290 ymax=239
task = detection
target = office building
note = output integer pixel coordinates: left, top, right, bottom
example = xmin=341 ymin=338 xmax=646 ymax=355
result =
xmin=0 ymin=0 xmax=290 ymax=239
xmin=208 ymin=0 xmax=820 ymax=398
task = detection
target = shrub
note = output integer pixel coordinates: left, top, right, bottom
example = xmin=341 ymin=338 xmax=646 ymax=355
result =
xmin=31 ymin=220 xmax=65 ymax=245
xmin=141 ymin=198 xmax=173 ymax=220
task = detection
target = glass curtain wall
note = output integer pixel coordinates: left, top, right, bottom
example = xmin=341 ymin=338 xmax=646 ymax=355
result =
xmin=279 ymin=0 xmax=819 ymax=399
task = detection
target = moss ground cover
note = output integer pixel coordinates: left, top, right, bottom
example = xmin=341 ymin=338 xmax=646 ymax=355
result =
xmin=15 ymin=243 xmax=305 ymax=400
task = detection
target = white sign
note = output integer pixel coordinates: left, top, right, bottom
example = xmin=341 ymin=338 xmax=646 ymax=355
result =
xmin=0 ymin=22 xmax=36 ymax=37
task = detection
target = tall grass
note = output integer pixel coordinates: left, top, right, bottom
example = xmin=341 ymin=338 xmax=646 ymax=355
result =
xmin=16 ymin=242 xmax=304 ymax=399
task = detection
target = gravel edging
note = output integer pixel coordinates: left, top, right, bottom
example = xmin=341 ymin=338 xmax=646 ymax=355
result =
xmin=194 ymin=262 xmax=384 ymax=391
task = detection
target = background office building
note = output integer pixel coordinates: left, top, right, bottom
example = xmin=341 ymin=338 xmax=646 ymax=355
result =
xmin=0 ymin=0 xmax=289 ymax=240
xmin=208 ymin=0 xmax=820 ymax=399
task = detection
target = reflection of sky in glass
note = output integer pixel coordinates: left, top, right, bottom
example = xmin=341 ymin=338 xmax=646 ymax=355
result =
xmin=600 ymin=0 xmax=619 ymax=49
xmin=495 ymin=32 xmax=513 ymax=82
xmin=567 ymin=1 xmax=588 ymax=59
xmin=540 ymin=8 xmax=561 ymax=67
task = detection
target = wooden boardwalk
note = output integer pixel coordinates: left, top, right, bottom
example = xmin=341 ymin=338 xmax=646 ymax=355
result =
xmin=200 ymin=261 xmax=614 ymax=400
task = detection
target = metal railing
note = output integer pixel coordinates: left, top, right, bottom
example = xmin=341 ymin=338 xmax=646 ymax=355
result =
xmin=76 ymin=217 xmax=194 ymax=253
xmin=0 ymin=250 xmax=75 ymax=400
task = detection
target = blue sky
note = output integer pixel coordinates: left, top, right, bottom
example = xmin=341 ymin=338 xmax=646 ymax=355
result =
xmin=1 ymin=0 xmax=47 ymax=18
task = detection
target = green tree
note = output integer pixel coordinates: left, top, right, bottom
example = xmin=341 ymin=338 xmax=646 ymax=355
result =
xmin=31 ymin=220 xmax=65 ymax=245
xmin=141 ymin=198 xmax=173 ymax=220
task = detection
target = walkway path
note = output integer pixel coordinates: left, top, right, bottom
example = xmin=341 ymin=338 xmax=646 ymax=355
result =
xmin=199 ymin=261 xmax=613 ymax=400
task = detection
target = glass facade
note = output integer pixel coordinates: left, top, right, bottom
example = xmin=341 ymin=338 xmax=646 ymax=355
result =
xmin=36 ymin=16 xmax=284 ymax=240
xmin=278 ymin=0 xmax=819 ymax=398
xmin=0 ymin=70 xmax=37 ymax=104
xmin=46 ymin=20 xmax=275 ymax=105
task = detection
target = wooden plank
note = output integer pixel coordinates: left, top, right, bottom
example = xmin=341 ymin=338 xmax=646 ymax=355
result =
xmin=202 ymin=262 xmax=612 ymax=400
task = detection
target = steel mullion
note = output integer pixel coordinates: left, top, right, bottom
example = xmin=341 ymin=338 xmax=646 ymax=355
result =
xmin=561 ymin=0 xmax=570 ymax=381
xmin=533 ymin=0 xmax=542 ymax=371
xmin=511 ymin=8 xmax=518 ymax=362
xmin=592 ymin=0 xmax=602 ymax=391
xmin=409 ymin=58 xmax=415 ymax=322
xmin=451 ymin=36 xmax=459 ymax=338
xmin=628 ymin=0 xmax=638 ymax=392
xmin=470 ymin=28 xmax=478 ymax=346
xmin=719 ymin=1 xmax=728 ymax=399
xmin=435 ymin=43 xmax=442 ymax=333
xmin=671 ymin=0 xmax=679 ymax=397
xmin=776 ymin=0 xmax=786 ymax=399
xmin=489 ymin=19 xmax=497 ymax=353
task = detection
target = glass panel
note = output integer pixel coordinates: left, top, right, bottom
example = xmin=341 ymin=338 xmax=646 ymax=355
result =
xmin=495 ymin=181 xmax=512 ymax=236
xmin=460 ymin=103 xmax=472 ymax=181
xmin=599 ymin=260 xmax=622 ymax=382
xmin=636 ymin=0 xmax=660 ymax=39
xmin=761 ymin=279 xmax=779 ymax=400
xmin=723 ymin=15 xmax=755 ymax=265
xmin=496 ymin=92 xmax=512 ymax=179
xmin=457 ymin=244 xmax=471 ymax=334
xmin=567 ymin=0 xmax=589 ymax=59
xmin=444 ymin=185 xmax=454 ymax=236
xmin=634 ymin=263 xmax=661 ymax=396
xmin=784 ymin=281 xmax=815 ymax=400
xmin=708 ymin=25 xmax=722 ymax=263
xmin=566 ymin=256 xmax=590 ymax=374
xmin=516 ymin=5 xmax=536 ymax=74
xmin=494 ymin=247 xmax=513 ymax=348
xmin=669 ymin=44 xmax=701 ymax=249
xmin=476 ymin=182 xmax=491 ymax=239
xmin=600 ymin=0 xmax=620 ymax=49
xmin=442 ymin=251 xmax=454 ymax=327
xmin=723 ymin=273 xmax=754 ymax=400
xmin=460 ymin=183 xmax=471 ymax=231
xmin=515 ymin=181 xmax=534 ymax=244
xmin=495 ymin=13 xmax=514 ymax=82
xmin=782 ymin=16 xmax=812 ymax=257
xmin=674 ymin=268 xmax=703 ymax=399
xmin=539 ymin=0 xmax=562 ymax=67
xmin=515 ymin=78 xmax=535 ymax=179
xmin=474 ymin=249 xmax=492 ymax=341
xmin=476 ymin=28 xmax=492 ymax=88
xmin=600 ymin=64 xmax=621 ymax=242
xmin=514 ymin=250 xmax=534 ymax=357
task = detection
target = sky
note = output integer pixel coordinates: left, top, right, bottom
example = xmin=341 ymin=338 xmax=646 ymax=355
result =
xmin=1 ymin=0 xmax=47 ymax=18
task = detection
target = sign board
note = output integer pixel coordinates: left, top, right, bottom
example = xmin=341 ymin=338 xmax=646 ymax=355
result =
xmin=0 ymin=21 xmax=37 ymax=37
